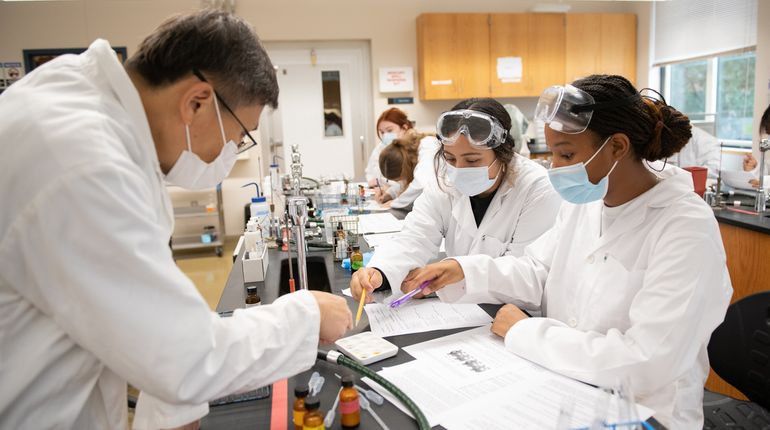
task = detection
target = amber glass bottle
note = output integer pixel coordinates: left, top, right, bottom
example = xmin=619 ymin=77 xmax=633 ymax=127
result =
xmin=339 ymin=375 xmax=360 ymax=428
xmin=292 ymin=386 xmax=308 ymax=430
xmin=302 ymin=396 xmax=325 ymax=430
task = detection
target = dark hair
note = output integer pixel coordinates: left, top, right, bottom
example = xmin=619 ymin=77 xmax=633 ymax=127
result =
xmin=376 ymin=108 xmax=413 ymax=138
xmin=434 ymin=98 xmax=516 ymax=187
xmin=125 ymin=9 xmax=278 ymax=109
xmin=571 ymin=75 xmax=691 ymax=161
xmin=379 ymin=130 xmax=425 ymax=187
xmin=760 ymin=104 xmax=770 ymax=135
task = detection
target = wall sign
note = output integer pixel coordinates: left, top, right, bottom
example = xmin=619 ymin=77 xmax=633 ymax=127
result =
xmin=379 ymin=67 xmax=414 ymax=93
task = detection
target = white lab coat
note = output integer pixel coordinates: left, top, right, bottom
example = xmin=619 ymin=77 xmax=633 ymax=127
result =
xmin=673 ymin=126 xmax=721 ymax=178
xmin=388 ymin=136 xmax=440 ymax=209
xmin=365 ymin=142 xmax=387 ymax=182
xmin=368 ymin=154 xmax=561 ymax=292
xmin=444 ymin=166 xmax=732 ymax=429
xmin=0 ymin=39 xmax=321 ymax=430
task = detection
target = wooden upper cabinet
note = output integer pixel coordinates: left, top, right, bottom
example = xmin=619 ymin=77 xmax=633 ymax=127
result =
xmin=565 ymin=14 xmax=636 ymax=85
xmin=489 ymin=14 xmax=529 ymax=97
xmin=489 ymin=13 xmax=565 ymax=98
xmin=417 ymin=13 xmax=635 ymax=100
xmin=417 ymin=13 xmax=490 ymax=100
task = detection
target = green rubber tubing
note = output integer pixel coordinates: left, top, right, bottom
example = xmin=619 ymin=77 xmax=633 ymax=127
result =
xmin=318 ymin=350 xmax=431 ymax=430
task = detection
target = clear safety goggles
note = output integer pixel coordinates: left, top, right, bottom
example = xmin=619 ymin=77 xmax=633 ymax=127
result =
xmin=535 ymin=84 xmax=641 ymax=134
xmin=436 ymin=110 xmax=508 ymax=149
xmin=534 ymin=85 xmax=596 ymax=134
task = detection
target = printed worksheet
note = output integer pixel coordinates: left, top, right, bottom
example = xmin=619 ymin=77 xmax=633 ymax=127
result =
xmin=363 ymin=299 xmax=492 ymax=337
xmin=363 ymin=326 xmax=654 ymax=429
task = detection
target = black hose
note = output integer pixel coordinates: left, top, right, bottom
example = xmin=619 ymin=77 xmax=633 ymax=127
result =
xmin=317 ymin=350 xmax=430 ymax=430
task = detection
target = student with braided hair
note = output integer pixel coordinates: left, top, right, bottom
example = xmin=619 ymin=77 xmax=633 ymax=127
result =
xmin=403 ymin=75 xmax=732 ymax=429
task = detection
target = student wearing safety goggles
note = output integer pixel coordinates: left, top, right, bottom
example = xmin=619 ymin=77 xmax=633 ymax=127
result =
xmin=400 ymin=75 xmax=732 ymax=429
xmin=350 ymin=98 xmax=561 ymax=307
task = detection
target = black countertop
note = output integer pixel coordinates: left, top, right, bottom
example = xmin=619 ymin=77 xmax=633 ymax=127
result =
xmin=207 ymin=209 xmax=664 ymax=429
xmin=713 ymin=207 xmax=770 ymax=235
xmin=210 ymin=240 xmax=504 ymax=429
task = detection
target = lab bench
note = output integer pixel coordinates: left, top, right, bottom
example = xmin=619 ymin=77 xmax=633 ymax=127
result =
xmin=207 ymin=228 xmax=665 ymax=429
xmin=705 ymin=208 xmax=770 ymax=400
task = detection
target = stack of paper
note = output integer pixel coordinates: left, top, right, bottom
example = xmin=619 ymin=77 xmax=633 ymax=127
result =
xmin=364 ymin=233 xmax=446 ymax=252
xmin=363 ymin=299 xmax=492 ymax=337
xmin=357 ymin=213 xmax=403 ymax=234
xmin=362 ymin=326 xmax=654 ymax=429
xmin=362 ymin=200 xmax=390 ymax=212
xmin=363 ymin=232 xmax=400 ymax=248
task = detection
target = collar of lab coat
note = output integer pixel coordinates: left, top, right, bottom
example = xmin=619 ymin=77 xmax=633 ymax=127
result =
xmin=448 ymin=155 xmax=520 ymax=235
xmin=589 ymin=163 xmax=696 ymax=249
xmin=86 ymin=39 xmax=174 ymax=230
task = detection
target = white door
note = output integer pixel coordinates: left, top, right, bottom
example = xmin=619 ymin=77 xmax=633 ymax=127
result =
xmin=260 ymin=42 xmax=373 ymax=181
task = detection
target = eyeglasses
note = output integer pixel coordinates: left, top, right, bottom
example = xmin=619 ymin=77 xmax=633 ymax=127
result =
xmin=192 ymin=69 xmax=259 ymax=154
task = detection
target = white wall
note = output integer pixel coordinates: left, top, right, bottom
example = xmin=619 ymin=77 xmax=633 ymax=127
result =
xmin=0 ymin=0 xmax=649 ymax=235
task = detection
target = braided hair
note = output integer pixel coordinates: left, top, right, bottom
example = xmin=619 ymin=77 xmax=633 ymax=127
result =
xmin=572 ymin=75 xmax=692 ymax=161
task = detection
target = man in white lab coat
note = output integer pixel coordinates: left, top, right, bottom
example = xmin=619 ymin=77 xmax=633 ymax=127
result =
xmin=0 ymin=10 xmax=352 ymax=430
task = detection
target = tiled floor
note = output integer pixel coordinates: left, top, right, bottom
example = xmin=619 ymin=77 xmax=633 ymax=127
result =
xmin=174 ymin=237 xmax=238 ymax=310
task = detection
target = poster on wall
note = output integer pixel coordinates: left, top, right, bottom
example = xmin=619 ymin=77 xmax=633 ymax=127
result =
xmin=3 ymin=62 xmax=23 ymax=87
xmin=22 ymin=47 xmax=127 ymax=73
xmin=379 ymin=67 xmax=414 ymax=93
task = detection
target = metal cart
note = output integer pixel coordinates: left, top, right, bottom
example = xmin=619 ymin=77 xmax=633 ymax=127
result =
xmin=170 ymin=184 xmax=226 ymax=257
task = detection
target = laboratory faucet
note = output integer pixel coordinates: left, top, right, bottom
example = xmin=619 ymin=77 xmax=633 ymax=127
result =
xmin=288 ymin=196 xmax=309 ymax=291
xmin=286 ymin=144 xmax=309 ymax=290
xmin=290 ymin=144 xmax=303 ymax=197
xmin=755 ymin=138 xmax=769 ymax=213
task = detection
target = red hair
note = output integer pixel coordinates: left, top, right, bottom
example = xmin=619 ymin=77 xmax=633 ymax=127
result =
xmin=376 ymin=108 xmax=413 ymax=138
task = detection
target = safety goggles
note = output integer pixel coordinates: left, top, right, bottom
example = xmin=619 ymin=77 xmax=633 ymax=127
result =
xmin=436 ymin=110 xmax=507 ymax=149
xmin=535 ymin=84 xmax=640 ymax=134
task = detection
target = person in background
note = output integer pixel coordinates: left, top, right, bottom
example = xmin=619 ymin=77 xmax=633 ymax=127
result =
xmin=350 ymin=98 xmax=561 ymax=304
xmin=324 ymin=111 xmax=343 ymax=136
xmin=502 ymin=103 xmax=531 ymax=157
xmin=401 ymin=76 xmax=732 ymax=429
xmin=366 ymin=107 xmax=413 ymax=199
xmin=375 ymin=128 xmax=439 ymax=209
xmin=0 ymin=10 xmax=352 ymax=430
xmin=742 ymin=104 xmax=770 ymax=187
xmin=672 ymin=126 xmax=721 ymax=179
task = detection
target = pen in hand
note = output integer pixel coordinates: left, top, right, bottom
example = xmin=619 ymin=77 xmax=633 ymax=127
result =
xmin=389 ymin=280 xmax=432 ymax=308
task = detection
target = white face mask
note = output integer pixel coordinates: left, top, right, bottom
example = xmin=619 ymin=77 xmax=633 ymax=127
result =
xmin=446 ymin=159 xmax=500 ymax=196
xmin=165 ymin=97 xmax=238 ymax=190
xmin=380 ymin=132 xmax=398 ymax=147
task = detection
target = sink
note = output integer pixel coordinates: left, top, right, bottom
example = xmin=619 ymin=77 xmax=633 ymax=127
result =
xmin=278 ymin=256 xmax=332 ymax=295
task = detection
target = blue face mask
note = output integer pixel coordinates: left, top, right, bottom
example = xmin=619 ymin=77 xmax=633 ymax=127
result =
xmin=380 ymin=132 xmax=398 ymax=147
xmin=547 ymin=136 xmax=618 ymax=204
